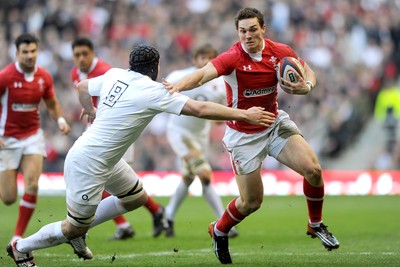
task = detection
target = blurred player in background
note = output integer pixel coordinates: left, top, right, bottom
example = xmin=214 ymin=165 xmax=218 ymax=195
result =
xmin=0 ymin=33 xmax=71 ymax=242
xmin=164 ymin=7 xmax=339 ymax=264
xmin=164 ymin=44 xmax=237 ymax=238
xmin=6 ymin=44 xmax=274 ymax=267
xmin=71 ymin=37 xmax=166 ymax=239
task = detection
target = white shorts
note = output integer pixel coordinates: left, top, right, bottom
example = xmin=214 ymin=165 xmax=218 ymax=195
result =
xmin=0 ymin=130 xmax=46 ymax=171
xmin=166 ymin=127 xmax=209 ymax=158
xmin=122 ymin=144 xmax=135 ymax=164
xmin=64 ymin=146 xmax=144 ymax=217
xmin=223 ymin=110 xmax=302 ymax=175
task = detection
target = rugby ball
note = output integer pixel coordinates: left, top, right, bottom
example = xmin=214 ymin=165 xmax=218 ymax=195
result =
xmin=277 ymin=57 xmax=305 ymax=85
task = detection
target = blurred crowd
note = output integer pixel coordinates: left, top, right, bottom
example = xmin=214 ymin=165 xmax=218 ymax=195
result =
xmin=0 ymin=0 xmax=399 ymax=171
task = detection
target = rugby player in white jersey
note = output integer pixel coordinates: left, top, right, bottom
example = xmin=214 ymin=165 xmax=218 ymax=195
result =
xmin=164 ymin=44 xmax=237 ymax=238
xmin=6 ymin=44 xmax=275 ymax=267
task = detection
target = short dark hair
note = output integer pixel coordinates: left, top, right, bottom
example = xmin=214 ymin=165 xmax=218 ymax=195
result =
xmin=129 ymin=44 xmax=160 ymax=81
xmin=72 ymin=37 xmax=94 ymax=50
xmin=193 ymin=44 xmax=218 ymax=59
xmin=15 ymin=33 xmax=39 ymax=50
xmin=234 ymin=7 xmax=265 ymax=29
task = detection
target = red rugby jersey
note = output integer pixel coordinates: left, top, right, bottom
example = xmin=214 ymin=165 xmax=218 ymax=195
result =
xmin=70 ymin=58 xmax=111 ymax=107
xmin=211 ymin=38 xmax=299 ymax=134
xmin=0 ymin=62 xmax=55 ymax=139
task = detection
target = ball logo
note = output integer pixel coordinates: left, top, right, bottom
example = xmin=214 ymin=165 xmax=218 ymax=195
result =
xmin=277 ymin=57 xmax=305 ymax=84
xmin=288 ymin=71 xmax=296 ymax=82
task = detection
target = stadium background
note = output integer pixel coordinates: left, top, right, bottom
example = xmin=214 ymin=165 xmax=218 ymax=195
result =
xmin=0 ymin=0 xmax=399 ymax=180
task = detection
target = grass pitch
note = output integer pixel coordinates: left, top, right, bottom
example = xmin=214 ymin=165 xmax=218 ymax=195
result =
xmin=1 ymin=195 xmax=399 ymax=266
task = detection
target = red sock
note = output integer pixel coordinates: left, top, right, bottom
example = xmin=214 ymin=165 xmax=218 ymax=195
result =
xmin=102 ymin=190 xmax=128 ymax=225
xmin=303 ymin=178 xmax=324 ymax=223
xmin=14 ymin=193 xmax=37 ymax=237
xmin=144 ymin=197 xmax=161 ymax=214
xmin=216 ymin=198 xmax=247 ymax=233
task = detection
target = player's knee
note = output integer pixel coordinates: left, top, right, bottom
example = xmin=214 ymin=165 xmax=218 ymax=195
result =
xmin=249 ymin=200 xmax=262 ymax=213
xmin=118 ymin=180 xmax=146 ymax=211
xmin=67 ymin=208 xmax=95 ymax=229
xmin=182 ymin=175 xmax=195 ymax=186
xmin=242 ymin=197 xmax=263 ymax=214
xmin=62 ymin=220 xmax=88 ymax=240
xmin=199 ymin=176 xmax=211 ymax=186
xmin=188 ymin=157 xmax=211 ymax=175
xmin=2 ymin=196 xmax=17 ymax=205
xmin=304 ymin=163 xmax=322 ymax=186
xmin=24 ymin=181 xmax=39 ymax=194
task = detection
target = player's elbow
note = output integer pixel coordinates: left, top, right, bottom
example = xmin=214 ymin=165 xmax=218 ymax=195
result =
xmin=76 ymin=80 xmax=89 ymax=95
xmin=192 ymin=102 xmax=209 ymax=118
xmin=182 ymin=100 xmax=209 ymax=118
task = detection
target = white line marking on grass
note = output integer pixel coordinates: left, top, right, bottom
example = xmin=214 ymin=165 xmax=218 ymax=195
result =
xmin=40 ymin=249 xmax=400 ymax=261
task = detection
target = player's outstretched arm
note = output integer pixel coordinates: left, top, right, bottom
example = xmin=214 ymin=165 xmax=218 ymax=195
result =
xmin=44 ymin=97 xmax=71 ymax=135
xmin=76 ymin=79 xmax=97 ymax=123
xmin=181 ymin=99 xmax=275 ymax=127
xmin=163 ymin=62 xmax=219 ymax=94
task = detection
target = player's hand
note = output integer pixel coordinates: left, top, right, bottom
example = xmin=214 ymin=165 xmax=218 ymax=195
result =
xmin=58 ymin=122 xmax=71 ymax=135
xmin=279 ymin=72 xmax=309 ymax=95
xmin=245 ymin=107 xmax=276 ymax=127
xmin=0 ymin=139 xmax=4 ymax=149
xmin=80 ymin=108 xmax=97 ymax=124
xmin=57 ymin=117 xmax=70 ymax=135
xmin=162 ymin=79 xmax=179 ymax=94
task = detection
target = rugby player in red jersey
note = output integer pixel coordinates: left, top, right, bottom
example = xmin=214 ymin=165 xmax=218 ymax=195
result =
xmin=0 ymin=33 xmax=71 ymax=243
xmin=164 ymin=7 xmax=339 ymax=264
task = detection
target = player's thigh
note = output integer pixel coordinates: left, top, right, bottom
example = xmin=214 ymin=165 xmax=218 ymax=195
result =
xmin=122 ymin=144 xmax=135 ymax=165
xmin=235 ymin=166 xmax=264 ymax=209
xmin=105 ymin=159 xmax=145 ymax=207
xmin=276 ymin=134 xmax=319 ymax=176
xmin=19 ymin=130 xmax=46 ymax=189
xmin=0 ymin=169 xmax=18 ymax=203
xmin=20 ymin=155 xmax=43 ymax=187
xmin=64 ymin=151 xmax=105 ymax=219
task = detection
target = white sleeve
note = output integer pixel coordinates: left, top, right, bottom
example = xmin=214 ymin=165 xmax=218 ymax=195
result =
xmin=148 ymin=83 xmax=189 ymax=115
xmin=88 ymin=75 xmax=105 ymax=96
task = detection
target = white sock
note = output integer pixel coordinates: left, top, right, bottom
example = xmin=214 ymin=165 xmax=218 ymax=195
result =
xmin=16 ymin=221 xmax=68 ymax=252
xmin=214 ymin=223 xmax=228 ymax=237
xmin=203 ymin=184 xmax=225 ymax=218
xmin=309 ymin=220 xmax=322 ymax=228
xmin=90 ymin=196 xmax=128 ymax=228
xmin=165 ymin=180 xmax=188 ymax=221
xmin=117 ymin=222 xmax=131 ymax=229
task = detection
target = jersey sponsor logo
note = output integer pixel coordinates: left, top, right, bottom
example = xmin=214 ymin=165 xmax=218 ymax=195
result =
xmin=243 ymin=86 xmax=275 ymax=97
xmin=12 ymin=103 xmax=37 ymax=112
xmin=243 ymin=65 xmax=252 ymax=71
xmin=103 ymin=80 xmax=129 ymax=107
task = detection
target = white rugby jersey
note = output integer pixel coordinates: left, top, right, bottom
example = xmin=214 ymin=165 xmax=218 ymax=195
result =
xmin=166 ymin=66 xmax=226 ymax=135
xmin=73 ymin=68 xmax=189 ymax=167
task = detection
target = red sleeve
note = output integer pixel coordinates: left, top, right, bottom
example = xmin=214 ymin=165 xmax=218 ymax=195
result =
xmin=211 ymin=49 xmax=238 ymax=76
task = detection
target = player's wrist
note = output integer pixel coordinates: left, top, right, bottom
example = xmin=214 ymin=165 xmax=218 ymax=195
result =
xmin=306 ymin=81 xmax=314 ymax=92
xmin=57 ymin=116 xmax=67 ymax=127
